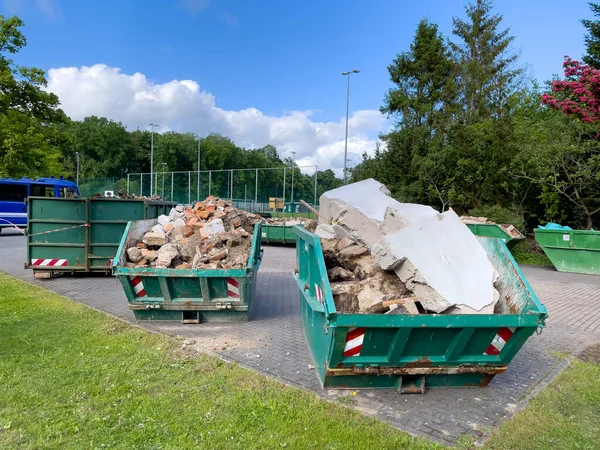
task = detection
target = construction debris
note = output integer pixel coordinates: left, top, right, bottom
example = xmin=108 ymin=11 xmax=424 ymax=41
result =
xmin=126 ymin=197 xmax=261 ymax=269
xmin=460 ymin=216 xmax=525 ymax=239
xmin=264 ymin=217 xmax=310 ymax=226
xmin=319 ymin=179 xmax=501 ymax=315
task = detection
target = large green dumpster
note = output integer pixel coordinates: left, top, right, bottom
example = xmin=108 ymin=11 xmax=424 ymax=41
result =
xmin=465 ymin=223 xmax=525 ymax=248
xmin=294 ymin=226 xmax=547 ymax=392
xmin=26 ymin=197 xmax=175 ymax=276
xmin=261 ymin=224 xmax=297 ymax=245
xmin=112 ymin=218 xmax=262 ymax=323
xmin=534 ymin=228 xmax=600 ymax=275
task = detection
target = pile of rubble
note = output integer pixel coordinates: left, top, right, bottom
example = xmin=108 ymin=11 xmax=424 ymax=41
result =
xmin=460 ymin=215 xmax=524 ymax=239
xmin=265 ymin=217 xmax=310 ymax=226
xmin=317 ymin=179 xmax=500 ymax=315
xmin=125 ymin=197 xmax=261 ymax=270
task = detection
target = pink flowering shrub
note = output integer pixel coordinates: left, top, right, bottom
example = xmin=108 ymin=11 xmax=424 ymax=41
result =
xmin=542 ymin=57 xmax=600 ymax=124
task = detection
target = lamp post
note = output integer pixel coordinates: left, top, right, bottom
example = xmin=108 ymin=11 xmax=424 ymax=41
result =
xmin=75 ymin=152 xmax=80 ymax=186
xmin=161 ymin=162 xmax=167 ymax=199
xmin=342 ymin=69 xmax=359 ymax=184
xmin=149 ymin=123 xmax=158 ymax=195
xmin=290 ymin=151 xmax=296 ymax=204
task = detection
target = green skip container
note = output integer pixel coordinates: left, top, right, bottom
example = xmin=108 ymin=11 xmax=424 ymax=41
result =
xmin=534 ymin=228 xmax=600 ymax=275
xmin=112 ymin=218 xmax=262 ymax=323
xmin=261 ymin=224 xmax=297 ymax=245
xmin=26 ymin=197 xmax=175 ymax=277
xmin=465 ymin=223 xmax=525 ymax=249
xmin=294 ymin=226 xmax=547 ymax=392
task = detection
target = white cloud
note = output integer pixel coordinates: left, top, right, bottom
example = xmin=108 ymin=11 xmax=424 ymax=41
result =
xmin=46 ymin=64 xmax=384 ymax=175
xmin=177 ymin=0 xmax=210 ymax=17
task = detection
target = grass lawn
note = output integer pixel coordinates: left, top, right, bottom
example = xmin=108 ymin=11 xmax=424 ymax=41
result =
xmin=510 ymin=251 xmax=553 ymax=267
xmin=481 ymin=358 xmax=600 ymax=449
xmin=0 ymin=273 xmax=439 ymax=450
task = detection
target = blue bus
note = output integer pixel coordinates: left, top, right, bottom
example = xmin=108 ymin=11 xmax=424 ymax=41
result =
xmin=0 ymin=176 xmax=80 ymax=232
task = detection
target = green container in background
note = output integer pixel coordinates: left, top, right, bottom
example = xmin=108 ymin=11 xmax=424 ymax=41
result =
xmin=534 ymin=228 xmax=600 ymax=275
xmin=294 ymin=226 xmax=546 ymax=392
xmin=112 ymin=218 xmax=262 ymax=323
xmin=26 ymin=197 xmax=175 ymax=276
xmin=261 ymin=224 xmax=297 ymax=245
xmin=465 ymin=223 xmax=525 ymax=248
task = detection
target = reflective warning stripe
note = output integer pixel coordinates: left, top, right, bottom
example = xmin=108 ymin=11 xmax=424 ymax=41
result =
xmin=484 ymin=327 xmax=516 ymax=356
xmin=315 ymin=284 xmax=323 ymax=304
xmin=131 ymin=276 xmax=146 ymax=297
xmin=31 ymin=258 xmax=68 ymax=267
xmin=227 ymin=278 xmax=240 ymax=298
xmin=343 ymin=327 xmax=366 ymax=357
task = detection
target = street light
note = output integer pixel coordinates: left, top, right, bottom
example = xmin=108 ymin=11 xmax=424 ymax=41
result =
xmin=290 ymin=151 xmax=296 ymax=204
xmin=342 ymin=69 xmax=360 ymax=184
xmin=149 ymin=123 xmax=159 ymax=196
xmin=75 ymin=152 xmax=80 ymax=186
xmin=161 ymin=162 xmax=167 ymax=199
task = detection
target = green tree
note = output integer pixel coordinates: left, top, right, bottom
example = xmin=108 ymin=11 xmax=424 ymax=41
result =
xmin=0 ymin=15 xmax=69 ymax=177
xmin=451 ymin=0 xmax=523 ymax=123
xmin=582 ymin=3 xmax=600 ymax=68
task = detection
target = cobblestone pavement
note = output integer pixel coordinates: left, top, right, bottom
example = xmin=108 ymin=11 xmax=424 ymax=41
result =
xmin=2 ymin=230 xmax=599 ymax=446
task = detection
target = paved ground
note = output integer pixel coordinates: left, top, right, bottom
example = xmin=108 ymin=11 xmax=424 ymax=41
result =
xmin=2 ymin=228 xmax=600 ymax=446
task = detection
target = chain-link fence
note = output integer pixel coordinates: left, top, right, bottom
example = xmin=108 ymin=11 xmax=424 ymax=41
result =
xmin=78 ymin=167 xmax=321 ymax=214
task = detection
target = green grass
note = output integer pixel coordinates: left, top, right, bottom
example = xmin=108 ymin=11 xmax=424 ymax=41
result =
xmin=510 ymin=251 xmax=553 ymax=266
xmin=0 ymin=273 xmax=439 ymax=450
xmin=481 ymin=359 xmax=600 ymax=449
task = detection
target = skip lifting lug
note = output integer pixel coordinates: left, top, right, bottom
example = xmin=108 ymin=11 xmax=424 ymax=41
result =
xmin=323 ymin=323 xmax=329 ymax=335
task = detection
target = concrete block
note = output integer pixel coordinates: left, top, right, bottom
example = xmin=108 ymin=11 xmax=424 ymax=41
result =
xmin=203 ymin=219 xmax=225 ymax=238
xmin=157 ymin=214 xmax=171 ymax=226
xmin=143 ymin=232 xmax=167 ymax=247
xmin=173 ymin=218 xmax=187 ymax=228
xmin=151 ymin=224 xmax=164 ymax=234
xmin=315 ymin=224 xmax=338 ymax=240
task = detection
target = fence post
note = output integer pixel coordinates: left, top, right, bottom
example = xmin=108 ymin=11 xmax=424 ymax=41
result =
xmin=209 ymin=171 xmax=212 ymax=196
xmin=314 ymin=165 xmax=318 ymax=206
xmin=283 ymin=166 xmax=286 ymax=206
xmin=188 ymin=172 xmax=191 ymax=204
xmin=255 ymin=168 xmax=258 ymax=211
xmin=127 ymin=174 xmax=130 ymax=194
xmin=171 ymin=172 xmax=174 ymax=202
xmin=140 ymin=174 xmax=143 ymax=196
xmin=231 ymin=169 xmax=234 ymax=201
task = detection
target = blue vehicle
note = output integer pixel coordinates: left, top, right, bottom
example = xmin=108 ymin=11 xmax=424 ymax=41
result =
xmin=0 ymin=176 xmax=80 ymax=232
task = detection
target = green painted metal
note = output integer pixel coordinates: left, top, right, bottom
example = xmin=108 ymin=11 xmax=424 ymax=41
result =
xmin=112 ymin=218 xmax=262 ymax=323
xmin=534 ymin=228 xmax=600 ymax=275
xmin=465 ymin=223 xmax=525 ymax=248
xmin=26 ymin=197 xmax=176 ymax=274
xmin=261 ymin=224 xmax=297 ymax=245
xmin=294 ymin=225 xmax=547 ymax=391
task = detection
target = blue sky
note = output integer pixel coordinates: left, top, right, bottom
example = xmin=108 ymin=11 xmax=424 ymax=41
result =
xmin=0 ymin=0 xmax=591 ymax=172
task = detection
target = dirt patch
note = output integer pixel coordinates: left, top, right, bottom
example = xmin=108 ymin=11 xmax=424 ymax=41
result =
xmin=578 ymin=343 xmax=600 ymax=364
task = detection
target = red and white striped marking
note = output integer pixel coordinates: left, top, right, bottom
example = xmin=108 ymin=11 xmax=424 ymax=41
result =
xmin=315 ymin=284 xmax=324 ymax=304
xmin=343 ymin=327 xmax=366 ymax=357
xmin=227 ymin=278 xmax=240 ymax=298
xmin=130 ymin=276 xmax=147 ymax=298
xmin=31 ymin=258 xmax=68 ymax=267
xmin=484 ymin=327 xmax=516 ymax=355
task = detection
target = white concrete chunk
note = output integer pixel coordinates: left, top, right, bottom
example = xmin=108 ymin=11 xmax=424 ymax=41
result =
xmin=157 ymin=215 xmax=171 ymax=226
xmin=382 ymin=210 xmax=499 ymax=313
xmin=143 ymin=232 xmax=167 ymax=247
xmin=173 ymin=218 xmax=186 ymax=228
xmin=315 ymin=224 xmax=338 ymax=240
xmin=203 ymin=219 xmax=225 ymax=237
xmin=151 ymin=224 xmax=164 ymax=234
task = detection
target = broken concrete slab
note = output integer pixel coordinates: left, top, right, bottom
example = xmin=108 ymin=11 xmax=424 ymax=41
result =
xmin=380 ymin=210 xmax=499 ymax=313
xmin=315 ymin=224 xmax=338 ymax=240
xmin=151 ymin=224 xmax=164 ymax=234
xmin=319 ymin=179 xmax=437 ymax=248
xmin=203 ymin=219 xmax=225 ymax=238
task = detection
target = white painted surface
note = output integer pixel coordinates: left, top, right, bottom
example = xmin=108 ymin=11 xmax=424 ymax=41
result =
xmin=384 ymin=210 xmax=499 ymax=312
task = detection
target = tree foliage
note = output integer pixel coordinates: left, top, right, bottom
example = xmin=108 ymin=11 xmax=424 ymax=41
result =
xmin=0 ymin=15 xmax=68 ymax=177
xmin=582 ymin=2 xmax=600 ymax=68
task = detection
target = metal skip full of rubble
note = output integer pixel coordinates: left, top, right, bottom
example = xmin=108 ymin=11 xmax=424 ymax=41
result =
xmin=294 ymin=225 xmax=547 ymax=392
